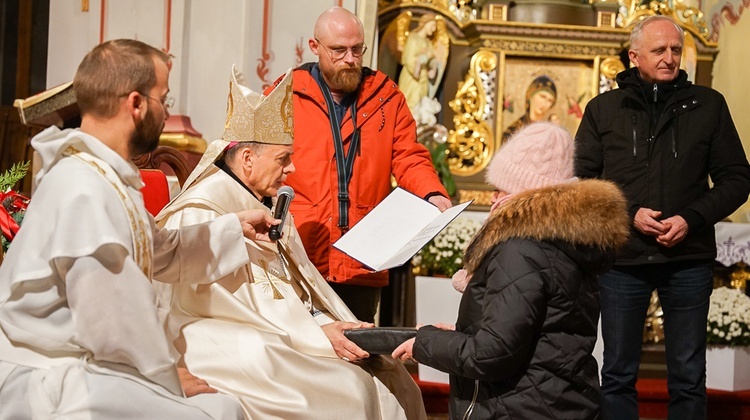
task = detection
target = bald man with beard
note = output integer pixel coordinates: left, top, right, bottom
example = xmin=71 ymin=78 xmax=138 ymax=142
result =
xmin=265 ymin=7 xmax=451 ymax=323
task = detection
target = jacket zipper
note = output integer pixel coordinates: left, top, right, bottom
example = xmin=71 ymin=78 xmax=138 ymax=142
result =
xmin=631 ymin=115 xmax=637 ymax=159
xmin=647 ymin=83 xmax=659 ymax=167
xmin=630 ymin=81 xmax=681 ymax=167
xmin=461 ymin=380 xmax=480 ymax=420
xmin=652 ymin=82 xmax=680 ymax=159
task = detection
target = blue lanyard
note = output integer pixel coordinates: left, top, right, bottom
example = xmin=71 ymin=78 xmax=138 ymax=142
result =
xmin=315 ymin=79 xmax=361 ymax=230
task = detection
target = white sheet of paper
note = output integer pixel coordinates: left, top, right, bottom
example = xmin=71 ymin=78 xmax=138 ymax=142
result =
xmin=333 ymin=188 xmax=473 ymax=271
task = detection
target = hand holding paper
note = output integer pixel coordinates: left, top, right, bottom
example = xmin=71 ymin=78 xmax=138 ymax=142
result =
xmin=333 ymin=188 xmax=472 ymax=271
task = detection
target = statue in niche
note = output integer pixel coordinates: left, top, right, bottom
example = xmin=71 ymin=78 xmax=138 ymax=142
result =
xmin=379 ymin=12 xmax=454 ymax=195
xmin=397 ymin=13 xmax=450 ymax=125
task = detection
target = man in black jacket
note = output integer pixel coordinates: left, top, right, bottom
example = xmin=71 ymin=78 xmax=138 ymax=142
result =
xmin=575 ymin=15 xmax=750 ymax=420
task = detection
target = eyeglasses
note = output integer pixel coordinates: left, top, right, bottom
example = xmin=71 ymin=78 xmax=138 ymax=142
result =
xmin=140 ymin=93 xmax=175 ymax=110
xmin=315 ymin=38 xmax=367 ymax=60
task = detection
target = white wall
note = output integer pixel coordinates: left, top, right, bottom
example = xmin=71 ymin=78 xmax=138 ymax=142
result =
xmin=46 ymin=0 xmax=356 ymax=141
xmin=712 ymin=14 xmax=750 ymax=221
xmin=47 ymin=1 xmax=100 ymax=88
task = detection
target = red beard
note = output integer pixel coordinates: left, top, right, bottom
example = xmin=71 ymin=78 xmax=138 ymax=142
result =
xmin=325 ymin=66 xmax=362 ymax=93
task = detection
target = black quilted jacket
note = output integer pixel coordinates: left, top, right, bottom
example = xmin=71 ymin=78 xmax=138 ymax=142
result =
xmin=575 ymin=68 xmax=750 ymax=265
xmin=413 ymin=180 xmax=629 ymax=419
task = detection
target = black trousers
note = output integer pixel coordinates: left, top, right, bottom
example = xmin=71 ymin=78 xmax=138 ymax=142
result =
xmin=328 ymin=282 xmax=382 ymax=323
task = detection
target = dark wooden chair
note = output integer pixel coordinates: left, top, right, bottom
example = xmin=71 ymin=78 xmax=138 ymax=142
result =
xmin=132 ymin=146 xmax=190 ymax=186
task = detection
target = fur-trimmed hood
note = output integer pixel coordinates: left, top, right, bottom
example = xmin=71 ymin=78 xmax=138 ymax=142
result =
xmin=464 ymin=179 xmax=629 ymax=273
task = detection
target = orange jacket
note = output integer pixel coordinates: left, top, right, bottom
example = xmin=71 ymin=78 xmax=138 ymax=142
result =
xmin=267 ymin=65 xmax=448 ymax=287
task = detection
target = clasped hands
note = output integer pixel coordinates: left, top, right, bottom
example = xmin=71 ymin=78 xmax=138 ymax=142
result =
xmin=634 ymin=207 xmax=688 ymax=248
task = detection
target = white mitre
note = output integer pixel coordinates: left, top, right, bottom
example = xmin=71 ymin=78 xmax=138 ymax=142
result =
xmin=223 ymin=64 xmax=293 ymax=145
xmin=179 ymin=66 xmax=293 ymax=192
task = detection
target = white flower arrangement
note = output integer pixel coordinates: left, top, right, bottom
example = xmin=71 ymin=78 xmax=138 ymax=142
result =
xmin=412 ymin=216 xmax=482 ymax=277
xmin=706 ymin=286 xmax=750 ymax=346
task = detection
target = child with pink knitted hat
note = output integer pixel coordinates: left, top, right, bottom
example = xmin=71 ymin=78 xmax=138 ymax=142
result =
xmin=486 ymin=121 xmax=578 ymax=211
xmin=393 ymin=122 xmax=630 ymax=419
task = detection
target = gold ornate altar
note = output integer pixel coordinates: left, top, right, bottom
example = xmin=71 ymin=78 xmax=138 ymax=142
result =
xmin=378 ymin=0 xmax=717 ymax=209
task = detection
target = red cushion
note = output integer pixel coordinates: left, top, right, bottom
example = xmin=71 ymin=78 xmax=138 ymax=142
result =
xmin=411 ymin=373 xmax=450 ymax=414
xmin=140 ymin=169 xmax=170 ymax=216
xmin=636 ymin=378 xmax=750 ymax=419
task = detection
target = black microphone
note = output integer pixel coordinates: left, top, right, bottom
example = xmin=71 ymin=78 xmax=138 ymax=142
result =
xmin=269 ymin=186 xmax=294 ymax=241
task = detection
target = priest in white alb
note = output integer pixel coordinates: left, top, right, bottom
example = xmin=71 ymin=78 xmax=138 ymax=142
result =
xmin=0 ymin=40 xmax=284 ymax=419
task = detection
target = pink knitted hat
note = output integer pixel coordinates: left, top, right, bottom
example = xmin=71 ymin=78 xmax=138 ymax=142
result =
xmin=486 ymin=122 xmax=577 ymax=194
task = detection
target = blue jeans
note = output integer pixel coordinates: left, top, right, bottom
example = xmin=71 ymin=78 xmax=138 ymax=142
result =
xmin=599 ymin=261 xmax=714 ymax=420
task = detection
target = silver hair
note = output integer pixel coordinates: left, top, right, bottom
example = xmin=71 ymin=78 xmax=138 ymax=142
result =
xmin=223 ymin=141 xmax=269 ymax=164
xmin=629 ymin=15 xmax=684 ymax=51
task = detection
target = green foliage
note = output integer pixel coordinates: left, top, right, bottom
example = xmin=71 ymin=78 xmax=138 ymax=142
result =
xmin=417 ymin=124 xmax=456 ymax=198
xmin=0 ymin=161 xmax=30 ymax=254
xmin=430 ymin=142 xmax=456 ymax=197
xmin=0 ymin=161 xmax=30 ymax=192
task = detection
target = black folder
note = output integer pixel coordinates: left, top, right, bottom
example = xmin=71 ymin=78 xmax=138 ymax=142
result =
xmin=343 ymin=327 xmax=418 ymax=354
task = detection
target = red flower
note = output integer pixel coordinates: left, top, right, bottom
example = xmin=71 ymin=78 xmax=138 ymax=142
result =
xmin=0 ymin=190 xmax=29 ymax=241
xmin=566 ymin=95 xmax=584 ymax=119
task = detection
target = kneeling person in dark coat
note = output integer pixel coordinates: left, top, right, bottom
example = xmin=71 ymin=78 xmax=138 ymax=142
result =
xmin=394 ymin=122 xmax=630 ymax=419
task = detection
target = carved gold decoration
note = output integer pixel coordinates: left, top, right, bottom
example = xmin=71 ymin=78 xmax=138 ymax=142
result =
xmin=399 ymin=0 xmax=449 ymax=5
xmin=450 ymin=0 xmax=478 ymax=22
xmin=600 ymin=57 xmax=625 ymax=80
xmin=643 ymin=291 xmax=665 ymax=344
xmin=482 ymin=39 xmax=621 ymax=57
xmin=622 ymin=0 xmax=710 ymax=43
xmin=392 ymin=0 xmax=450 ymax=8
xmin=729 ymin=262 xmax=750 ymax=292
xmin=488 ymin=4 xmax=508 ymax=22
xmin=159 ymin=133 xmax=207 ymax=154
xmin=599 ymin=57 xmax=626 ymax=93
xmin=447 ymin=50 xmax=496 ymax=176
xmin=379 ymin=0 xmax=481 ymax=24
xmin=598 ymin=11 xmax=617 ymax=28
xmin=458 ymin=189 xmax=495 ymax=206
xmin=395 ymin=11 xmax=413 ymax=54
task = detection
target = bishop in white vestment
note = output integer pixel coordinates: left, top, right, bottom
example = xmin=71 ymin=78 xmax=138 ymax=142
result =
xmin=154 ymin=67 xmax=426 ymax=420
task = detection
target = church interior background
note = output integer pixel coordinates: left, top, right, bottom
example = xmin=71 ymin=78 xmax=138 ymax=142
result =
xmin=2 ymin=0 xmax=750 ymax=417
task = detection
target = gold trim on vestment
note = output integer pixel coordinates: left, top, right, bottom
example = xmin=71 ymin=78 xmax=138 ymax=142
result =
xmin=63 ymin=146 xmax=153 ymax=278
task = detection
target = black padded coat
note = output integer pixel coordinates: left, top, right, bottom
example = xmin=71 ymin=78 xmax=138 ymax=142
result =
xmin=575 ymin=68 xmax=750 ymax=265
xmin=413 ymin=180 xmax=630 ymax=419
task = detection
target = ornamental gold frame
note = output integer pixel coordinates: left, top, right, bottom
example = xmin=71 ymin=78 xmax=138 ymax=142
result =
xmin=451 ymin=29 xmax=626 ymax=207
xmin=378 ymin=0 xmax=716 ymax=209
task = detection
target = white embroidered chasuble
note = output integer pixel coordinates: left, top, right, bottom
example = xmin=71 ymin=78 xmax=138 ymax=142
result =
xmin=155 ymin=160 xmax=424 ymax=420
